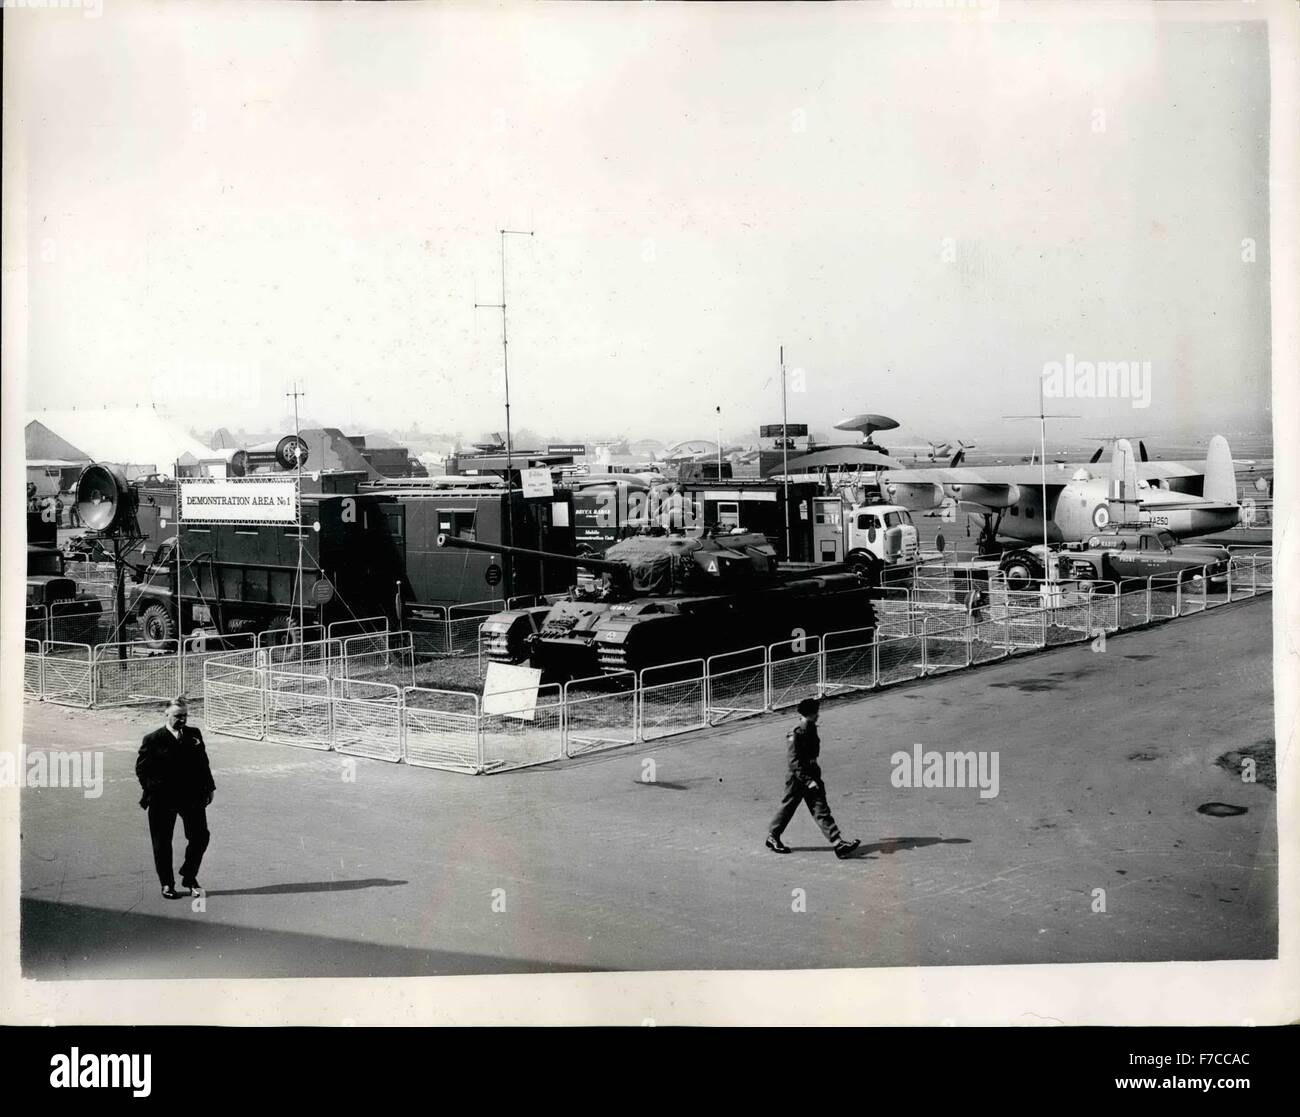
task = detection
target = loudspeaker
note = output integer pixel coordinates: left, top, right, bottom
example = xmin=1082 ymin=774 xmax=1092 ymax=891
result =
xmin=75 ymin=464 xmax=136 ymax=533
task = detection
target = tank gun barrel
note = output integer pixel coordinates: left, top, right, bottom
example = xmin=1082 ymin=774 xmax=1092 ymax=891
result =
xmin=435 ymin=532 xmax=624 ymax=574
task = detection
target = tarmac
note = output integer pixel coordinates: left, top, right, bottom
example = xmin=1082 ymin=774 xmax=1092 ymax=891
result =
xmin=18 ymin=595 xmax=1276 ymax=978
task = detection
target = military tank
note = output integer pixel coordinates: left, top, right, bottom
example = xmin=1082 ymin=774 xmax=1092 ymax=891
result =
xmin=436 ymin=528 xmax=876 ymax=679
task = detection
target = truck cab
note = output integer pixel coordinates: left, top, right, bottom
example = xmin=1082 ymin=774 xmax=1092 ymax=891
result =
xmin=842 ymin=504 xmax=920 ymax=582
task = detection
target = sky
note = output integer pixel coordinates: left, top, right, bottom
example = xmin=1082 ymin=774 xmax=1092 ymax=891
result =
xmin=7 ymin=1 xmax=1274 ymax=446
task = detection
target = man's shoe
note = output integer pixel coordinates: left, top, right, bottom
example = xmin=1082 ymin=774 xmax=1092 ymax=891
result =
xmin=160 ymin=885 xmax=186 ymax=899
xmin=181 ymin=878 xmax=203 ymax=895
xmin=765 ymin=836 xmax=791 ymax=854
xmin=834 ymin=839 xmax=861 ymax=859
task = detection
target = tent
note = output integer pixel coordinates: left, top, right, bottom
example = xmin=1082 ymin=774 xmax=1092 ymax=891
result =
xmin=27 ymin=409 xmax=218 ymax=480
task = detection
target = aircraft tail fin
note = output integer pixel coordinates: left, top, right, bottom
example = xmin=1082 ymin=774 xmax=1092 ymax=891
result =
xmin=1107 ymin=438 xmax=1141 ymax=524
xmin=1204 ymin=434 xmax=1236 ymax=504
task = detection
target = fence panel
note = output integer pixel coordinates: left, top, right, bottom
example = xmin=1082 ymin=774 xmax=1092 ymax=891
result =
xmin=203 ymin=657 xmax=265 ymax=740
xmin=403 ymin=688 xmax=480 ymax=773
xmin=180 ymin=632 xmax=257 ymax=698
xmin=1116 ymin=581 xmax=1149 ymax=629
xmin=93 ymin=641 xmax=181 ymax=707
xmin=564 ymin=672 xmax=638 ymax=756
xmin=263 ymin=671 xmax=332 ymax=750
xmin=341 ymin=630 xmax=415 ymax=688
xmin=821 ymin=639 xmax=876 ymax=695
xmin=41 ymin=642 xmax=94 ymax=707
xmin=50 ymin=600 xmax=117 ymax=646
xmin=767 ymin=638 xmax=822 ymax=711
xmin=262 ymin=638 xmax=342 ymax=679
xmin=876 ymin=633 xmax=924 ymax=686
xmin=1178 ymin=566 xmax=1211 ymax=616
xmin=638 ymin=659 xmax=707 ymax=741
xmin=330 ymin=679 xmax=403 ymax=762
xmin=1147 ymin=573 xmax=1182 ymax=620
xmin=24 ymin=639 xmax=43 ymax=698
xmin=326 ymin=615 xmax=390 ymax=641
xmin=478 ymin=682 xmax=565 ymax=771
xmin=25 ymin=606 xmax=48 ymax=645
xmin=256 ymin=623 xmax=326 ymax=649
xmin=922 ymin=619 xmax=970 ymax=674
xmin=706 ymin=647 xmax=767 ymax=725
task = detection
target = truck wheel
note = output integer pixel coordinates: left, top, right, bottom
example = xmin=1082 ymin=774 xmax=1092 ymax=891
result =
xmin=139 ymin=602 xmax=177 ymax=650
xmin=1000 ymin=553 xmax=1043 ymax=591
xmin=847 ymin=551 xmax=883 ymax=586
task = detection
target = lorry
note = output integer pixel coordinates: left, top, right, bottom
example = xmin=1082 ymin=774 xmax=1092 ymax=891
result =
xmin=26 ymin=510 xmax=105 ymax=645
xmin=812 ymin=499 xmax=921 ymax=583
xmin=998 ymin=526 xmax=1231 ymax=590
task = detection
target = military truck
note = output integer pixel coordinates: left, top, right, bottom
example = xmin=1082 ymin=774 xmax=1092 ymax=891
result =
xmin=26 ymin=510 xmax=105 ymax=644
xmin=999 ymin=526 xmax=1231 ymax=590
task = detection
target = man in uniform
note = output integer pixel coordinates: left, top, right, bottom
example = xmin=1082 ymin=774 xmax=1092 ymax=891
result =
xmin=136 ymin=697 xmax=216 ymax=898
xmin=766 ymin=697 xmax=860 ymax=859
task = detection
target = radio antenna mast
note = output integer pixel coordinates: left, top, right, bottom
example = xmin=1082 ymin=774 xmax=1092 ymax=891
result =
xmin=475 ymin=228 xmax=533 ymax=596
xmin=780 ymin=345 xmax=791 ymax=561
xmin=1005 ymin=376 xmax=1078 ymax=585
xmin=286 ymin=381 xmax=306 ymax=644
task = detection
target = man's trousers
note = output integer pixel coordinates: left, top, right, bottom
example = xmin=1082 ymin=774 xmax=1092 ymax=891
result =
xmin=147 ymin=801 xmax=210 ymax=887
xmin=768 ymin=773 xmax=843 ymax=844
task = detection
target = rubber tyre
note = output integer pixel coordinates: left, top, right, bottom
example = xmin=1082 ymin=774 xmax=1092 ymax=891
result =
xmin=139 ymin=602 xmax=177 ymax=650
xmin=847 ymin=551 xmax=883 ymax=587
xmin=1000 ymin=554 xmax=1044 ymax=592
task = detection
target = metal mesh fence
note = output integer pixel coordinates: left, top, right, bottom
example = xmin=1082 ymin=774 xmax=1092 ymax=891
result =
xmin=341 ymin=630 xmax=415 ymax=688
xmin=41 ymin=642 xmax=94 ymax=706
xmin=203 ymin=657 xmax=265 ymax=740
xmin=330 ymin=679 xmax=403 ymax=762
xmin=478 ymin=683 xmax=565 ymax=771
xmin=93 ymin=641 xmax=181 ymax=707
xmin=1147 ymin=574 xmax=1182 ymax=620
xmin=563 ymin=672 xmax=638 ymax=756
xmin=180 ymin=635 xmax=258 ymax=700
xmin=24 ymin=639 xmax=42 ymax=698
xmin=638 ymin=660 xmax=707 ymax=741
xmin=822 ymin=640 xmax=876 ymax=695
xmin=403 ymin=688 xmax=480 ymax=772
xmin=264 ymin=671 xmax=332 ymax=750
xmin=705 ymin=647 xmax=767 ymax=726
xmin=50 ymin=601 xmax=118 ymax=646
xmin=922 ymin=622 xmax=970 ymax=674
xmin=876 ymin=633 xmax=924 ymax=686
xmin=768 ymin=639 xmax=822 ymax=710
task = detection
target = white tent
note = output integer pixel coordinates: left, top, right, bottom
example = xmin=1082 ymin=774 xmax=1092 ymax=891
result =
xmin=27 ymin=409 xmax=219 ymax=480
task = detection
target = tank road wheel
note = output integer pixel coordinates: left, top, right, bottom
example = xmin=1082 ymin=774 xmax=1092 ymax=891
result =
xmin=139 ymin=602 xmax=178 ymax=651
xmin=846 ymin=550 xmax=883 ymax=587
xmin=999 ymin=552 xmax=1043 ymax=592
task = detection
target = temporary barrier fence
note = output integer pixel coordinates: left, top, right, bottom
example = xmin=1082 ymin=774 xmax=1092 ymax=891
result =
xmin=403 ymin=688 xmax=481 ymax=773
xmin=705 ymin=646 xmax=768 ymax=726
xmin=638 ymin=659 xmax=707 ymax=741
xmin=767 ymin=637 xmax=822 ymax=710
xmin=478 ymin=682 xmax=565 ymax=772
xmin=563 ymin=671 xmax=638 ymax=756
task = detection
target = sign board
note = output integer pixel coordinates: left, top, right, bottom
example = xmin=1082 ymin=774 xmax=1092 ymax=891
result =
xmin=310 ymin=578 xmax=335 ymax=604
xmin=520 ymin=467 xmax=554 ymax=499
xmin=178 ymin=476 xmax=299 ymax=526
xmin=484 ymin=563 xmax=502 ymax=587
xmin=483 ymin=662 xmax=544 ymax=721
xmin=547 ymin=444 xmax=586 ymax=456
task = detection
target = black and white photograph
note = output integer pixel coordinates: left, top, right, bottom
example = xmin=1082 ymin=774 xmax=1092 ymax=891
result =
xmin=2 ymin=0 xmax=1297 ymax=1036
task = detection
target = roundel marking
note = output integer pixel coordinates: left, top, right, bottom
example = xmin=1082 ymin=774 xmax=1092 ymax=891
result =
xmin=1092 ymin=504 xmax=1110 ymax=529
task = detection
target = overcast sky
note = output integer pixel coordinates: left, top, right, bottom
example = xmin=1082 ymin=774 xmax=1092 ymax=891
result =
xmin=8 ymin=1 xmax=1272 ymax=445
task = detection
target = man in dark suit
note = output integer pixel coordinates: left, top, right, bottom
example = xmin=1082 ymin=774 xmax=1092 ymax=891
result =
xmin=137 ymin=697 xmax=215 ymax=899
xmin=766 ymin=698 xmax=860 ymax=859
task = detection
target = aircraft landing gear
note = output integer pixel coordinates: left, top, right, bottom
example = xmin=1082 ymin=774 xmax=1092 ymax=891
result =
xmin=976 ymin=512 xmax=1003 ymax=556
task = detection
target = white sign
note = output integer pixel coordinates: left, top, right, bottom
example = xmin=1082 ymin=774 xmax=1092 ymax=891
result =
xmin=520 ymin=467 xmax=554 ymax=499
xmin=178 ymin=477 xmax=299 ymax=525
xmin=483 ymin=662 xmax=543 ymax=721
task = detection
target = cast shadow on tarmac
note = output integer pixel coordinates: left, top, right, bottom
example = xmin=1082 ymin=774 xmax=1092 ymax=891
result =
xmin=783 ymin=836 xmax=971 ymax=858
xmin=203 ymin=878 xmax=407 ymax=897
xmin=21 ymin=899 xmax=605 ymax=979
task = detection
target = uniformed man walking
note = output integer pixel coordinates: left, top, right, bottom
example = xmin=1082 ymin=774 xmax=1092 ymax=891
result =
xmin=136 ymin=697 xmax=216 ymax=899
xmin=766 ymin=698 xmax=860 ymax=858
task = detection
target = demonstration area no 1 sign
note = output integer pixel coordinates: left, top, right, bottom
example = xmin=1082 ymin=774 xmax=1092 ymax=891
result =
xmin=178 ymin=477 xmax=300 ymax=526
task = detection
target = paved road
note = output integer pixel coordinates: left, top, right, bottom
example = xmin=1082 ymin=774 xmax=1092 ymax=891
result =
xmin=19 ymin=597 xmax=1275 ymax=978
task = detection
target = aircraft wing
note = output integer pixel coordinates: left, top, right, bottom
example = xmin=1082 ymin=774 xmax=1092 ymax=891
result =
xmin=1137 ymin=460 xmax=1203 ymax=480
xmin=883 ymin=465 xmax=1071 ymax=487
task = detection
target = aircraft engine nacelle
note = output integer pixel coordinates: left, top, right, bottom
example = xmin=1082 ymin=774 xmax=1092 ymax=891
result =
xmin=885 ymin=481 xmax=944 ymax=510
xmin=945 ymin=483 xmax=1021 ymax=509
